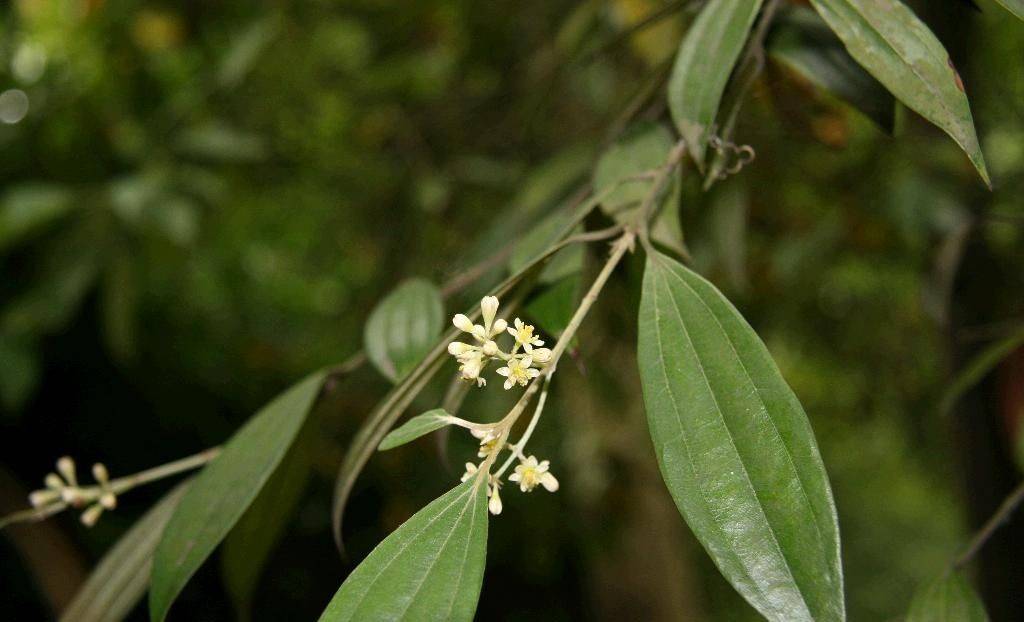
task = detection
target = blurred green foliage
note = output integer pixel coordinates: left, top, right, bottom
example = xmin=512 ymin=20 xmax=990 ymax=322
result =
xmin=1 ymin=0 xmax=1022 ymax=620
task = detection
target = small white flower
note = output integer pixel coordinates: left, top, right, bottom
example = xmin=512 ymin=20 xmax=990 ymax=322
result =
xmin=470 ymin=428 xmax=502 ymax=457
xmin=495 ymin=356 xmax=540 ymax=390
xmin=508 ymin=318 xmax=544 ymax=353
xmin=508 ymin=455 xmax=559 ymax=493
xmin=477 ymin=436 xmax=502 ymax=458
xmin=481 ymin=340 xmax=499 ymax=357
xmin=461 ymin=462 xmax=479 ymax=482
xmin=488 ymin=483 xmax=503 ymax=515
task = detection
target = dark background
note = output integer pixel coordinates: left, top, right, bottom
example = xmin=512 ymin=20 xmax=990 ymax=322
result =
xmin=1 ymin=0 xmax=1022 ymax=620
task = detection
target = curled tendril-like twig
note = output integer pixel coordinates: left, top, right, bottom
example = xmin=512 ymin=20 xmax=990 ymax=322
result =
xmin=708 ymin=133 xmax=756 ymax=181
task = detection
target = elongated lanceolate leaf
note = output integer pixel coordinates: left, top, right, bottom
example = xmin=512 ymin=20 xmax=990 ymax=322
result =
xmin=637 ymin=251 xmax=844 ymax=622
xmin=364 ymin=279 xmax=445 ymax=382
xmin=808 ymin=0 xmax=990 ymax=186
xmin=222 ymin=413 xmax=321 ymax=618
xmin=378 ymin=408 xmax=455 ymax=451
xmin=60 ymin=482 xmax=190 ymax=622
xmin=320 ymin=479 xmax=488 ymax=622
xmin=907 ymin=571 xmax=989 ymax=622
xmin=992 ymin=0 xmax=1024 ymax=21
xmin=769 ymin=6 xmax=895 ymax=132
xmin=667 ymin=0 xmax=763 ymax=168
xmin=150 ymin=371 xmax=327 ymax=622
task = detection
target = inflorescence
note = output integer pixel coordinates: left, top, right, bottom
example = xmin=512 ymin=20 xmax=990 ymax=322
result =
xmin=447 ymin=296 xmax=559 ymax=515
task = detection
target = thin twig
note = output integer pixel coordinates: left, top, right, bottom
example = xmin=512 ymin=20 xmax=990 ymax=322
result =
xmin=108 ymin=448 xmax=221 ymax=496
xmin=955 ymin=479 xmax=1024 ymax=568
xmin=0 ymin=448 xmax=220 ymax=530
xmin=639 ymin=138 xmax=688 ymax=248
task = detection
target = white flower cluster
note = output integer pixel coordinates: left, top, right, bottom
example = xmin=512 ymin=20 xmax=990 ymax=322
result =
xmin=448 ymin=296 xmax=551 ymax=388
xmin=29 ymin=456 xmax=118 ymax=527
xmin=461 ymin=452 xmax=559 ymax=516
xmin=461 ymin=424 xmax=559 ymax=516
xmin=449 ymin=295 xmax=560 ymax=516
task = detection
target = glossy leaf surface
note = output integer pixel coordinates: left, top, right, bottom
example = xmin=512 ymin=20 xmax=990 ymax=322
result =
xmin=638 ymin=251 xmax=844 ymax=622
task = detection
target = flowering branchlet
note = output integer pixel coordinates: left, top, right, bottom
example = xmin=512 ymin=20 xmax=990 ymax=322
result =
xmin=28 ymin=456 xmax=118 ymax=527
xmin=447 ymin=295 xmax=563 ymax=516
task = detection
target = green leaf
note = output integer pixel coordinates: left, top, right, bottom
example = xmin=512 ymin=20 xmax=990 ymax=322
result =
xmin=667 ymin=0 xmax=763 ymax=169
xmin=593 ymin=122 xmax=685 ymax=255
xmin=60 ymin=482 xmax=190 ymax=622
xmin=378 ymin=408 xmax=455 ymax=451
xmin=364 ymin=279 xmax=445 ymax=382
xmin=150 ymin=371 xmax=327 ymax=622
xmin=939 ymin=324 xmax=1024 ymax=416
xmin=319 ymin=479 xmax=488 ymax=622
xmin=808 ymin=0 xmax=990 ymax=186
xmin=221 ymin=410 xmax=321 ymax=619
xmin=769 ymin=6 xmax=896 ymax=132
xmin=907 ymin=571 xmax=989 ymax=622
xmin=508 ymin=207 xmax=584 ymax=285
xmin=637 ymin=250 xmax=844 ymax=622
xmin=708 ymin=182 xmax=749 ymax=293
xmin=992 ymin=0 xmax=1024 ymax=21
xmin=0 ymin=184 xmax=75 ymax=254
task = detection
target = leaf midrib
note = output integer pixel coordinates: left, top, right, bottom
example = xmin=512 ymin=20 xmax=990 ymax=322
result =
xmin=342 ymin=484 xmax=475 ymax=620
xmin=655 ymin=266 xmax=810 ymax=618
xmin=649 ymin=266 xmax=776 ymax=614
xmin=392 ymin=485 xmax=479 ymax=621
xmin=816 ymin=0 xmax=960 ymax=135
xmin=660 ymin=260 xmax=838 ymax=595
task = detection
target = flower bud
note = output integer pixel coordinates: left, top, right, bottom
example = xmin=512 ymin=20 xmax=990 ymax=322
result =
xmin=480 ymin=296 xmax=499 ymax=329
xmin=57 ymin=456 xmax=77 ymax=486
xmin=482 ymin=340 xmax=498 ymax=357
xmin=452 ymin=314 xmax=475 ymax=333
xmin=29 ymin=489 xmax=60 ymax=508
xmin=92 ymin=463 xmax=110 ymax=485
xmin=448 ymin=341 xmax=474 ymax=357
xmin=531 ymin=348 xmax=552 ymax=364
xmin=488 ymin=485 xmax=503 ymax=515
xmin=80 ymin=504 xmax=103 ymax=527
